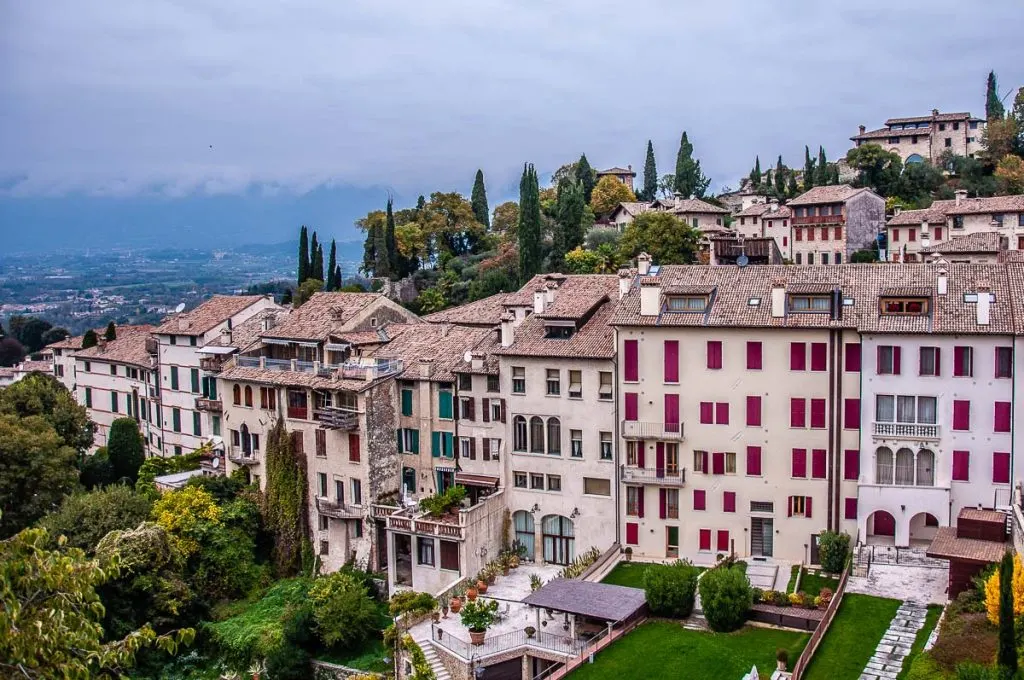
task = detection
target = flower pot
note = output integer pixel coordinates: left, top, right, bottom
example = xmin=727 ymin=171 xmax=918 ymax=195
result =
xmin=432 ymin=612 xmax=440 ymax=623
xmin=467 ymin=587 xmax=478 ymax=601
xmin=450 ymin=597 xmax=462 ymax=613
xmin=477 ymin=580 xmax=488 ymax=594
xmin=502 ymin=567 xmax=510 ymax=576
xmin=442 ymin=606 xmax=449 ymax=619
xmin=469 ymin=629 xmax=486 ymax=646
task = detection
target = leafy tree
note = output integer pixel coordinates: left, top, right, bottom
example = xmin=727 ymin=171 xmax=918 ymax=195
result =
xmin=658 ymin=174 xmax=675 ymax=198
xmin=552 ymin=179 xmax=588 ymax=267
xmin=896 ymin=162 xmax=946 ymax=204
xmin=518 ymin=164 xmax=543 ymax=281
xmin=358 ymin=211 xmax=384 ymax=276
xmin=0 ymin=337 xmax=24 ymax=367
xmin=82 ymin=329 xmax=99 ymax=349
xmin=619 ymin=212 xmax=701 ymax=265
xmin=644 ymin=560 xmax=700 ymax=618
xmin=590 ymin=175 xmax=636 ymax=216
xmin=471 ymin=169 xmax=490 ymax=229
xmin=386 ymin=197 xmax=400 ymax=277
xmin=945 ymin=154 xmax=1000 ymax=197
xmin=40 ymin=485 xmax=151 ymax=553
xmin=40 ymin=326 xmax=70 ymax=346
xmin=8 ymin=315 xmax=53 ymax=354
xmin=298 ymin=225 xmax=309 ymax=284
xmin=698 ymin=565 xmax=752 ymax=632
xmin=0 ymin=415 xmax=79 ymax=537
xmin=983 ymin=118 xmax=1020 ymax=166
xmin=640 ymin=140 xmax=658 ymax=201
xmin=294 ymin=279 xmax=324 ymax=307
xmin=414 ymin=192 xmax=487 ymax=261
xmin=0 ymin=524 xmax=194 ymax=680
xmin=309 ymin=571 xmax=379 ymax=649
xmin=985 ymin=553 xmax=1024 ymax=624
xmin=850 ymin=248 xmax=880 ymax=263
xmin=817 ymin=530 xmax=850 ymax=573
xmin=491 ymin=201 xmax=519 ymax=237
xmin=564 ymin=247 xmax=604 ymax=274
xmin=135 ymin=450 xmax=203 ymax=496
xmin=585 ymin=226 xmax=621 ymax=251
xmin=150 ymin=485 xmax=221 ymax=558
xmin=815 ymin=146 xmax=829 ymax=186
xmin=998 ymin=551 xmax=1018 ymax=676
xmin=80 ymin=447 xmax=115 ymax=489
xmin=986 ymin=70 xmax=1005 ymax=121
xmin=995 ymin=155 xmax=1024 ymax=194
xmin=467 ymin=266 xmax=516 ymax=301
xmin=749 ymin=156 xmax=761 ymax=187
xmin=574 ymin=154 xmax=597 ymax=204
xmin=674 ymin=132 xmax=710 ymax=198
xmin=185 ymin=470 xmax=248 ymax=504
xmin=325 ymin=240 xmax=338 ymax=291
xmin=1012 ymin=87 xmax=1024 ymax=155
xmin=262 ymin=419 xmax=309 ymax=576
xmin=104 ymin=321 xmax=117 ymax=341
xmin=107 ymin=418 xmax=145 ymax=484
xmin=309 ymin=231 xmax=321 ymax=282
xmin=846 ymin=143 xmax=903 ymax=195
xmin=188 ymin=495 xmax=265 ymax=601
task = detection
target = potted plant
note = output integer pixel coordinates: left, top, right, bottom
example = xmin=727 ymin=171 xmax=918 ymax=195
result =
xmin=624 ymin=546 xmax=633 ymax=562
xmin=524 ymin=626 xmax=536 ymax=639
xmin=485 ymin=565 xmax=497 ymax=585
xmin=450 ymin=589 xmax=463 ymax=614
xmin=466 ymin=583 xmax=479 ymax=601
xmin=500 ymin=555 xmax=511 ymax=576
xmin=460 ymin=599 xmax=498 ymax=646
xmin=431 ymin=609 xmax=440 ymax=623
xmin=776 ymin=648 xmax=789 ymax=672
xmin=510 ymin=554 xmax=520 ymax=569
xmin=476 ymin=571 xmax=489 ymax=594
xmin=530 ymin=573 xmax=543 ymax=592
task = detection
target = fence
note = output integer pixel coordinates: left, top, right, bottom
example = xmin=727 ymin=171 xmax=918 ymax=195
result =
xmin=790 ymin=560 xmax=852 ymax=679
xmin=431 ymin=625 xmax=579 ymax=661
xmin=533 ymin=615 xmax=646 ymax=680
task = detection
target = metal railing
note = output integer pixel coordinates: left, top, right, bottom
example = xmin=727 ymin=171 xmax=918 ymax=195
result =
xmin=315 ymin=496 xmax=363 ymax=520
xmin=620 ymin=420 xmax=685 ymax=440
xmin=872 ymin=421 xmax=940 ymax=440
xmin=431 ymin=624 xmax=580 ymax=661
xmin=621 ymin=465 xmax=686 ymax=486
xmin=792 ymin=214 xmax=844 ymax=226
xmin=195 ymin=397 xmax=223 ymax=413
xmin=232 ymin=355 xmax=404 ymax=380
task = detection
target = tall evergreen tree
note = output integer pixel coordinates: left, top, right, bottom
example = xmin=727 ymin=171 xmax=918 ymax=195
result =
xmin=82 ymin=330 xmax=98 ymax=349
xmin=103 ymin=322 xmax=116 ymax=341
xmin=829 ymin=164 xmax=840 ymax=185
xmin=815 ymin=146 xmax=829 ymax=186
xmin=764 ymin=169 xmax=772 ymax=193
xmin=310 ymin=234 xmax=324 ymax=283
xmin=373 ymin=216 xmax=389 ymax=279
xmin=749 ymin=156 xmax=762 ymax=187
xmin=787 ymin=173 xmax=798 ymax=198
xmin=674 ymin=132 xmax=710 ymax=198
xmin=517 ymin=163 xmax=542 ymax=282
xmin=298 ymin=225 xmax=309 ymax=284
xmin=325 ymin=240 xmax=337 ymax=290
xmin=641 ymin=141 xmax=658 ymax=201
xmin=385 ymin=197 xmax=398 ymax=275
xmin=361 ymin=221 xmax=377 ymax=277
xmin=804 ymin=146 xmax=816 ymax=190
xmin=987 ymin=70 xmax=1005 ymax=121
xmin=998 ymin=552 xmax=1018 ymax=675
xmin=774 ymin=156 xmax=786 ymax=195
xmin=553 ymin=178 xmax=586 ymax=265
xmin=333 ymin=264 xmax=342 ymax=290
xmin=471 ymin=170 xmax=490 ymax=228
xmin=575 ymin=154 xmax=596 ymax=204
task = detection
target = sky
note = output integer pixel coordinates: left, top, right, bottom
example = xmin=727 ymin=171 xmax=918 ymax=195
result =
xmin=1 ymin=0 xmax=1023 ymax=252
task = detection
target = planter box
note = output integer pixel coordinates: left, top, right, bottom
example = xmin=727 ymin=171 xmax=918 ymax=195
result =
xmin=748 ymin=603 xmax=825 ymax=632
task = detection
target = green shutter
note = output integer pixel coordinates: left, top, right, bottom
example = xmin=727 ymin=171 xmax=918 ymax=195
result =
xmin=193 ymin=411 xmax=202 ymax=436
xmin=111 ymin=392 xmax=118 ymax=413
xmin=191 ymin=368 xmax=200 ymax=393
xmin=170 ymin=367 xmax=179 ymax=390
xmin=444 ymin=432 xmax=454 ymax=457
xmin=397 ymin=429 xmax=404 ymax=453
xmin=411 ymin=429 xmax=420 ymax=453
xmin=172 ymin=408 xmax=181 ymax=432
xmin=439 ymin=390 xmax=453 ymax=419
xmin=85 ymin=388 xmax=92 ymax=408
xmin=431 ymin=431 xmax=441 ymax=458
xmin=401 ymin=389 xmax=413 ymax=416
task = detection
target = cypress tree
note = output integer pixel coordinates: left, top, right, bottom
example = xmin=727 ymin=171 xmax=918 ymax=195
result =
xmin=373 ymin=215 xmax=389 ymax=279
xmin=575 ymin=154 xmax=596 ymax=204
xmin=750 ymin=156 xmax=762 ymax=188
xmin=641 ymin=140 xmax=658 ymax=201
xmin=987 ymin=71 xmax=1005 ymax=121
xmin=107 ymin=418 xmax=144 ymax=483
xmin=998 ymin=551 xmax=1018 ymax=675
xmin=774 ymin=156 xmax=786 ymax=195
xmin=326 ymin=240 xmax=337 ymax=291
xmin=674 ymin=132 xmax=694 ymax=197
xmin=385 ymin=197 xmax=398 ymax=275
xmin=298 ymin=225 xmax=309 ymax=284
xmin=815 ymin=146 xmax=829 ymax=186
xmin=517 ymin=163 xmax=542 ymax=282
xmin=104 ymin=322 xmax=116 ymax=341
xmin=787 ymin=173 xmax=798 ymax=198
xmin=310 ymin=232 xmax=320 ymax=281
xmin=471 ymin=170 xmax=490 ymax=228
xmin=334 ymin=264 xmax=342 ymax=290
xmin=262 ymin=419 xmax=309 ymax=576
xmin=830 ymin=164 xmax=840 ymax=185
xmin=804 ymin=146 xmax=816 ymax=190
xmin=764 ymin=170 xmax=772 ymax=194
xmin=82 ymin=329 xmax=98 ymax=349
xmin=553 ymin=178 xmax=586 ymax=265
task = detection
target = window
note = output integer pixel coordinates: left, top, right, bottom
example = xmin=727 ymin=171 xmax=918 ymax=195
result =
xmin=512 ymin=367 xmax=526 ymax=394
xmin=458 ymin=374 xmax=472 ymax=391
xmin=811 ymin=449 xmax=827 ymax=479
xmin=110 ymin=391 xmax=119 ymax=413
xmin=626 ymin=440 xmax=640 ymax=467
xmin=944 ymin=137 xmax=951 ymax=148
xmin=598 ymin=372 xmax=613 ymax=400
xmin=874 ymin=394 xmax=937 ymax=425
xmin=192 ymin=411 xmax=202 ymax=436
xmin=191 ymin=368 xmax=200 ymax=393
xmin=110 ymin=364 xmax=117 ymax=376
xmin=790 ymin=398 xmax=806 ymax=428
xmin=459 ymin=397 xmax=474 ymax=420
xmin=583 ymin=477 xmax=611 ymax=496
xmin=790 ymin=343 xmax=806 ymax=371
xmin=746 ymin=446 xmax=762 ymax=476
xmin=547 ymin=475 xmax=562 ymax=492
xmin=417 ymin=537 xmax=435 ymax=566
xmin=546 ymin=369 xmax=560 ymax=396
xmin=514 ymin=471 xmax=527 ymax=488
xmin=546 ymin=417 xmax=561 ymax=454
xmin=953 ymin=400 xmax=971 ymax=430
xmin=626 ymin=486 xmax=641 ymax=516
xmin=318 ymin=473 xmax=328 ymax=497
xmin=746 ymin=396 xmax=761 ymax=427
xmin=487 ymin=374 xmax=499 ymax=392
xmin=792 ymin=448 xmax=807 ymax=478
xmin=319 ymin=514 xmax=329 ymax=531
xmin=320 ymin=540 xmax=329 ymax=556
xmin=568 ymin=370 xmax=582 ymax=398
xmin=996 ymin=347 xmax=1013 ymax=378
xmin=460 ymin=437 xmax=473 ymax=460
xmin=513 ymin=416 xmax=527 ymax=451
xmin=600 ymin=432 xmax=612 ymax=460
xmin=789 ymin=295 xmax=830 ymax=312
xmin=233 ymin=384 xmax=241 ymax=405
xmin=401 ymin=388 xmax=413 ymax=416
xmin=995 ymin=402 xmax=1011 ymax=433
xmin=489 ymin=438 xmax=501 ymax=461
xmin=810 ymin=398 xmax=826 ymax=428
xmin=810 ymin=343 xmax=827 ymax=371
xmin=260 ymin=387 xmax=277 ymax=410
xmin=693 ymin=489 xmax=706 ymax=511
xmin=172 ymin=408 xmax=181 ymax=433
xmin=440 ymin=540 xmax=460 ymax=571
xmin=530 ymin=473 xmax=544 ymax=490
xmin=664 ymin=489 xmax=680 ymax=519
xmin=789 ymin=495 xmax=811 ymax=517
xmin=706 ymin=341 xmax=722 ymax=369
xmin=529 ymin=417 xmax=544 ymax=453
xmin=699 ymin=529 xmax=712 ymax=551
xmin=746 ymin=341 xmax=762 ymax=370
xmin=666 ymin=295 xmax=707 ymax=311
xmin=438 ymin=387 xmax=454 ymax=419
xmin=722 ymin=491 xmax=736 ymax=513
xmin=807 ymin=254 xmax=815 ymax=265
xmin=351 ymin=478 xmax=362 ymax=505
xmin=170 ymin=366 xmax=179 ymax=390
xmin=952 ymin=346 xmax=973 ymax=377
xmin=570 ymin=430 xmax=583 ymax=458
xmin=952 ymin=450 xmax=970 ymax=481
xmin=624 ymin=340 xmax=639 ymax=381
xmin=663 ymin=340 xmax=680 ymax=382
xmin=845 ymin=343 xmax=861 ymax=372
xmin=693 ymin=450 xmax=707 ymax=473
xmin=919 ymin=347 xmax=940 ymax=376
xmin=244 ymin=385 xmax=253 ymax=407
xmin=84 ymin=361 xmax=91 ymax=372
xmin=348 ymin=433 xmax=360 ymax=462
xmin=624 ymin=392 xmax=638 ymax=421
xmin=877 ymin=346 xmax=900 ymax=375
xmin=844 ymin=398 xmax=860 ymax=429
xmin=881 ymin=298 xmax=928 ymax=316
xmin=335 ymin=479 xmax=344 ymax=503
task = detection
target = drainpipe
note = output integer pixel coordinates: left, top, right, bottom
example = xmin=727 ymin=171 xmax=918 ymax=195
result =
xmin=613 ymin=328 xmax=622 ymax=549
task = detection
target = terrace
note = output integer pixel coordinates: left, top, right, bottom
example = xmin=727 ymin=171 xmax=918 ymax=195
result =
xmin=231 ymin=355 xmax=404 ymax=381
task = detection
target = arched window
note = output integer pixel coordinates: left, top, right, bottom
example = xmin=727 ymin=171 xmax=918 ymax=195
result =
xmin=241 ymin=423 xmax=251 ymax=455
xmin=530 ymin=417 xmax=544 ymax=453
xmin=906 ymin=153 xmax=924 ymax=164
xmin=513 ymin=510 xmax=535 ymax=560
xmin=513 ymin=416 xmax=528 ymax=452
xmin=233 ymin=384 xmax=241 ymax=405
xmin=895 ymin=448 xmax=914 ymax=485
xmin=916 ymin=449 xmax=935 ymax=486
xmin=547 ymin=417 xmax=561 ymax=455
xmin=244 ymin=385 xmax=253 ymax=407
xmin=542 ymin=514 xmax=575 ymax=565
xmin=875 ymin=447 xmax=893 ymax=484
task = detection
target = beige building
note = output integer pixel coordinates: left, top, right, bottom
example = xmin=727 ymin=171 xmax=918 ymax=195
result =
xmin=885 ymin=206 xmax=948 ymax=262
xmin=651 ymin=196 xmax=731 ymax=238
xmin=919 ymin=232 xmax=1005 ymax=264
xmin=851 ymin=110 xmax=986 ymax=164
xmin=595 ymin=166 xmax=636 ymax=191
xmin=887 ymin=193 xmax=1024 ymax=262
xmin=734 ymin=200 xmax=793 ymax=260
xmin=608 ymin=201 xmax=652 ymax=230
xmin=788 ymin=185 xmax=885 ymax=265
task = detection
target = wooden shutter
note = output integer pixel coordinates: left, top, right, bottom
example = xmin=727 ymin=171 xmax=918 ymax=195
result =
xmin=893 ymin=346 xmax=902 ymax=375
xmin=715 ymin=402 xmax=729 ymax=425
xmin=994 ymin=451 xmax=1011 ymax=484
xmin=707 ymin=341 xmax=722 ymax=370
xmin=500 ymin=399 xmax=507 ymax=423
xmin=699 ymin=529 xmax=711 ymax=551
xmin=664 ymin=340 xmax=679 ymax=382
xmin=469 ymin=437 xmax=477 ymax=460
xmin=636 ymin=441 xmax=646 ymax=469
xmin=812 ymin=449 xmax=826 ymax=479
xmin=792 ymin=448 xmax=807 ymax=478
xmin=810 ymin=343 xmax=827 ymax=371
xmin=844 ymin=449 xmax=859 ymax=480
xmin=348 ymin=433 xmax=360 ymax=462
xmin=844 ymin=498 xmax=858 ymax=520
xmin=656 ymin=443 xmax=665 ymax=473
xmin=624 ymin=339 xmax=639 ymax=381
xmin=658 ymin=489 xmax=666 ymax=519
xmin=693 ymin=489 xmax=705 ymax=510
xmin=995 ymin=402 xmax=1011 ymax=432
xmin=844 ymin=343 xmax=861 ymax=372
xmin=790 ymin=398 xmax=806 ymax=428
xmin=952 ymin=450 xmax=969 ymax=481
xmin=805 ymin=496 xmax=813 ymax=518
xmin=790 ymin=342 xmax=806 ymax=371
xmin=746 ymin=446 xmax=762 ymax=476
xmin=810 ymin=399 xmax=826 ymax=428
xmin=637 ymin=488 xmax=645 ymax=518
xmin=664 ymin=394 xmax=680 ymax=430
xmin=953 ymin=400 xmax=971 ymax=430
xmin=712 ymin=451 xmax=724 ymax=475
xmin=746 ymin=396 xmax=761 ymax=427
xmin=482 ymin=398 xmax=490 ymax=422
xmin=723 ymin=491 xmax=736 ymax=513
xmin=700 ymin=402 xmax=713 ymax=424
xmin=431 ymin=432 xmax=441 ymax=457
xmin=747 ymin=341 xmax=762 ymax=370
xmin=624 ymin=392 xmax=639 ymax=421
xmin=625 ymin=522 xmax=639 ymax=545
xmin=716 ymin=530 xmax=729 ymax=552
xmin=844 ymin=398 xmax=860 ymax=429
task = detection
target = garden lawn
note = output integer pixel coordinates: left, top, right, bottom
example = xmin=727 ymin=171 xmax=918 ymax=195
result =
xmin=804 ymin=594 xmax=901 ymax=680
xmin=896 ymin=604 xmax=943 ymax=680
xmin=571 ymin=621 xmax=808 ymax=680
xmin=318 ymin=638 xmax=391 ymax=673
xmin=799 ymin=571 xmax=839 ymax=597
xmin=601 ymin=562 xmax=704 ymax=589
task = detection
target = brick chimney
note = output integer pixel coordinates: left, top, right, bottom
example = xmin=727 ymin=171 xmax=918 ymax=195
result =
xmin=770 ymin=280 xmax=787 ymax=318
xmin=858 ymin=125 xmax=866 ymax=135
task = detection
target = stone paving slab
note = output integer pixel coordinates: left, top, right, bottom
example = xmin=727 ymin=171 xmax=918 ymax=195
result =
xmin=857 ymin=601 xmax=929 ymax=680
xmin=846 ymin=563 xmax=949 ymax=604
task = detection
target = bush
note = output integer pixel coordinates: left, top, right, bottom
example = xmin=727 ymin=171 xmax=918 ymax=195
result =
xmin=389 ymin=591 xmax=437 ymax=617
xmin=39 ymin=484 xmax=152 ymax=552
xmin=931 ymin=611 xmax=999 ymax=672
xmin=698 ymin=566 xmax=752 ymax=632
xmin=644 ymin=560 xmax=700 ymax=618
xmin=80 ymin=446 xmax=115 ymax=489
xmin=904 ymin=653 xmax=944 ymax=680
xmin=751 ymin=587 xmax=763 ymax=604
xmin=818 ymin=531 xmax=851 ymax=574
xmin=419 ymin=485 xmax=467 ymax=518
xmin=955 ymin=662 xmax=1002 ymax=680
xmin=309 ymin=572 xmax=380 ymax=650
xmin=107 ymin=418 xmax=145 ymax=484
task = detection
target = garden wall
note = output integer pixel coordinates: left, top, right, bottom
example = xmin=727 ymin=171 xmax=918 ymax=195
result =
xmin=747 ymin=603 xmax=825 ymax=632
xmin=790 ymin=562 xmax=851 ymax=680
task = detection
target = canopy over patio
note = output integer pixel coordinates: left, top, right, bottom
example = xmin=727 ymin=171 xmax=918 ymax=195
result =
xmin=522 ymin=578 xmax=647 ymax=623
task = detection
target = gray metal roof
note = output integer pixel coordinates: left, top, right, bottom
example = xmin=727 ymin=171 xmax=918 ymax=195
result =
xmin=522 ymin=579 xmax=647 ymax=622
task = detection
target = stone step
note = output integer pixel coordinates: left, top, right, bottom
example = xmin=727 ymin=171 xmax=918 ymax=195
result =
xmin=857 ymin=599 xmax=929 ymax=680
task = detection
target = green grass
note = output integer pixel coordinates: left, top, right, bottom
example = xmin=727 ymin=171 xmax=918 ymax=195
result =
xmin=787 ymin=565 xmax=800 ymax=593
xmin=600 ymin=562 xmax=705 ymax=589
xmin=318 ymin=637 xmax=392 ymax=673
xmin=896 ymin=605 xmax=943 ymax=680
xmin=786 ymin=566 xmax=839 ymax=596
xmin=804 ymin=594 xmax=902 ymax=680
xmin=571 ymin=621 xmax=808 ymax=680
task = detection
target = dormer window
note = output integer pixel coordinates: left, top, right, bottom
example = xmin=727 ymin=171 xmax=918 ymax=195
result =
xmin=880 ymin=297 xmax=929 ymax=316
xmin=788 ymin=295 xmax=831 ymax=313
xmin=544 ymin=323 xmax=575 ymax=339
xmin=666 ymin=295 xmax=707 ymax=312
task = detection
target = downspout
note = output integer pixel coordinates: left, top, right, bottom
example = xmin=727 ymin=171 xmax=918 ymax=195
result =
xmin=827 ymin=329 xmax=838 ymax=533
xmin=613 ymin=328 xmax=621 ymax=548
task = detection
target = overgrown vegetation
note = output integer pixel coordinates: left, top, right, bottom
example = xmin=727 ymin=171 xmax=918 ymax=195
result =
xmin=262 ymin=419 xmax=310 ymax=576
xmin=419 ymin=484 xmax=467 ymax=518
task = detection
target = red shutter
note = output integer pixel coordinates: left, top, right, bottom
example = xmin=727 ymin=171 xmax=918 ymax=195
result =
xmin=624 ymin=339 xmax=639 ymax=381
xmin=935 ymin=348 xmax=941 ymax=376
xmin=953 ymin=400 xmax=970 ymax=430
xmin=636 ymin=441 xmax=646 ymax=468
xmin=716 ymin=530 xmax=730 ymax=552
xmin=348 ymin=433 xmax=361 ymax=462
xmin=995 ymin=402 xmax=1011 ymax=433
xmin=812 ymin=449 xmax=826 ymax=479
xmin=723 ymin=491 xmax=736 ymax=513
xmin=707 ymin=341 xmax=723 ymax=370
xmin=811 ymin=343 xmax=827 ymax=371
xmin=694 ymin=489 xmax=706 ymax=510
xmin=844 ymin=449 xmax=859 ymax=481
xmin=699 ymin=529 xmax=711 ymax=551
xmin=665 ymin=394 xmax=680 ymax=431
xmin=876 ymin=346 xmax=884 ymax=374
xmin=712 ymin=451 xmax=724 ymax=475
xmin=790 ymin=398 xmax=806 ymax=428
xmin=994 ymin=451 xmax=1011 ymax=484
xmin=845 ymin=343 xmax=861 ymax=372
xmin=700 ymin=401 xmax=713 ymax=424
xmin=805 ymin=496 xmax=813 ymax=518
xmin=747 ymin=341 xmax=762 ymax=370
xmin=746 ymin=446 xmax=762 ymax=476
xmin=715 ymin=402 xmax=729 ymax=425
xmin=659 ymin=489 xmax=667 ymax=519
xmin=844 ymin=498 xmax=858 ymax=520
xmin=664 ymin=340 xmax=679 ymax=382
xmin=656 ymin=443 xmax=665 ymax=473
xmin=952 ymin=450 xmax=970 ymax=481
xmin=810 ymin=398 xmax=826 ymax=428
xmin=893 ymin=346 xmax=902 ymax=375
xmin=637 ymin=488 xmax=645 ymax=518
xmin=792 ymin=448 xmax=807 ymax=478
xmin=844 ymin=398 xmax=860 ymax=429
xmin=954 ymin=346 xmax=966 ymax=376
xmin=746 ymin=396 xmax=762 ymax=427
xmin=624 ymin=392 xmax=638 ymax=421
xmin=935 ymin=226 xmax=943 ymax=241
xmin=790 ymin=343 xmax=806 ymax=371
xmin=787 ymin=496 xmax=793 ymax=517
xmin=625 ymin=522 xmax=639 ymax=545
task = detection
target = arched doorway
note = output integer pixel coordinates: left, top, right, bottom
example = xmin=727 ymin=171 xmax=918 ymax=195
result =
xmin=909 ymin=512 xmax=940 ymax=545
xmin=868 ymin=510 xmax=896 ymax=544
xmin=542 ymin=514 xmax=575 ymax=565
xmin=513 ymin=511 xmax=535 ymax=560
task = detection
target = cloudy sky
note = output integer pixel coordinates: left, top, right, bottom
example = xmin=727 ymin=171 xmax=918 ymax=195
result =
xmin=1 ymin=1 xmax=1022 ymax=250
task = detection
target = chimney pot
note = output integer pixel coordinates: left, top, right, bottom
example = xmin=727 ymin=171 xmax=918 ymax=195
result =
xmin=637 ymin=252 xmax=652 ymax=276
xmin=893 ymin=206 xmax=902 ymax=216
xmin=858 ymin=124 xmax=866 ymax=134
xmin=932 ymin=108 xmax=939 ymax=117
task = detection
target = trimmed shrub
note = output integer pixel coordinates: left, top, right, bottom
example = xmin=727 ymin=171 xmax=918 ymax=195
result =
xmin=644 ymin=560 xmax=700 ymax=618
xmin=818 ymin=531 xmax=851 ymax=574
xmin=699 ymin=566 xmax=752 ymax=632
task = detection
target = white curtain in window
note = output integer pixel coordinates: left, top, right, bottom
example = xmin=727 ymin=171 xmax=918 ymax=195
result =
xmin=916 ymin=450 xmax=935 ymax=486
xmin=917 ymin=397 xmax=937 ymax=424
xmin=897 ymin=396 xmax=916 ymax=423
xmin=895 ymin=448 xmax=915 ymax=485
xmin=876 ymin=396 xmax=894 ymax=422
xmin=876 ymin=447 xmax=894 ymax=484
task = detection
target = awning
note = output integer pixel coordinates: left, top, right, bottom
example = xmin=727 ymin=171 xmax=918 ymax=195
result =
xmin=197 ymin=346 xmax=237 ymax=355
xmin=454 ymin=472 xmax=500 ymax=487
xmin=262 ymin=338 xmax=320 ymax=348
xmin=522 ymin=579 xmax=647 ymax=623
xmin=324 ymin=342 xmax=351 ymax=352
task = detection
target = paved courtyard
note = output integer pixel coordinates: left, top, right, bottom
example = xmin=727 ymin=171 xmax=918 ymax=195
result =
xmin=846 ymin=563 xmax=949 ymax=605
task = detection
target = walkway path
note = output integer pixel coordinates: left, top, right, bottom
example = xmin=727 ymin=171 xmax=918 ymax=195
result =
xmin=858 ymin=601 xmax=928 ymax=680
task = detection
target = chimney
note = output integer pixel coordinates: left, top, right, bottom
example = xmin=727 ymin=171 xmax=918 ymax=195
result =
xmin=618 ymin=270 xmax=631 ymax=300
xmin=955 ymin=189 xmax=967 ymax=206
xmin=639 ymin=278 xmax=661 ymax=316
xmin=976 ymin=283 xmax=991 ymax=326
xmin=545 ymin=281 xmax=557 ymax=305
xmin=471 ymin=352 xmax=484 ymax=371
xmin=893 ymin=206 xmax=902 ymax=216
xmin=500 ymin=313 xmax=515 ymax=348
xmin=637 ymin=252 xmax=652 ymax=276
xmin=177 ymin=318 xmax=190 ymax=331
xmin=418 ymin=358 xmax=434 ymax=379
xmin=533 ymin=289 xmax=547 ymax=314
xmin=770 ymin=279 xmax=787 ymax=318
xmin=937 ymin=269 xmax=948 ymax=295
xmin=441 ymin=323 xmax=451 ymax=338
xmin=627 ymin=164 xmax=632 ymax=171
xmin=858 ymin=124 xmax=866 ymax=135
xmin=262 ymin=315 xmax=275 ymax=332
xmin=97 ymin=338 xmax=107 ymax=353
xmin=769 ymin=198 xmax=779 ymax=213
xmin=220 ymin=327 xmax=232 ymax=345
xmin=932 ymin=108 xmax=939 ymax=117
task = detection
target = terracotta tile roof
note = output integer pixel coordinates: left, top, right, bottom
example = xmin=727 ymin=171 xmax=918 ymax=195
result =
xmin=205 ymin=309 xmax=289 ymax=352
xmin=370 ymin=324 xmax=495 ymax=382
xmin=852 ymin=126 xmax=930 ymax=140
xmin=920 ymin=232 xmax=1004 ymax=254
xmin=263 ymin=292 xmax=387 ymax=341
xmin=72 ymin=325 xmax=155 ymax=367
xmin=788 ymin=185 xmax=870 ymax=206
xmin=959 ymin=508 xmax=1007 ymax=524
xmin=503 ymin=274 xmax=619 ymax=307
xmin=611 ymin=202 xmax=653 ymax=218
xmin=47 ymin=333 xmax=90 ymax=350
xmin=886 ymin=111 xmax=978 ymax=124
xmin=0 ymin=367 xmax=15 ymax=379
xmin=735 ymin=202 xmax=792 ymax=218
xmin=494 ymin=299 xmax=616 ymax=359
xmin=336 ymin=330 xmax=390 ymax=346
xmin=654 ymin=197 xmax=729 ymax=214
xmin=423 ymin=293 xmax=512 ymax=327
xmin=16 ymin=360 xmax=54 ymax=374
xmin=611 ymin=263 xmax=1017 ymax=335
xmin=597 ymin=167 xmax=636 ymax=176
xmin=926 ymin=526 xmax=1007 ymax=564
xmin=999 ymin=251 xmax=1024 ymax=264
xmin=887 ymin=207 xmax=948 ymax=226
xmin=945 ymin=195 xmax=1024 ymax=216
xmin=154 ymin=295 xmax=266 ymax=335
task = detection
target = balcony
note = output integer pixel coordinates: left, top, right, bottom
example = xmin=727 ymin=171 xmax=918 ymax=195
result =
xmin=792 ymin=214 xmax=845 ymax=226
xmin=227 ymin=447 xmax=259 ymax=466
xmin=286 ymin=405 xmax=309 ymax=421
xmin=621 ymin=420 xmax=685 ymax=440
xmin=371 ymin=503 xmax=400 ymax=520
xmin=622 ymin=465 xmax=687 ymax=486
xmin=872 ymin=421 xmax=940 ymax=441
xmin=233 ymin=355 xmax=404 ymax=381
xmin=315 ymin=496 xmax=363 ymax=520
xmin=195 ymin=397 xmax=223 ymax=413
xmin=200 ymin=356 xmax=227 ymax=373
xmin=384 ymin=489 xmax=505 ymax=542
xmin=313 ymin=406 xmax=359 ymax=430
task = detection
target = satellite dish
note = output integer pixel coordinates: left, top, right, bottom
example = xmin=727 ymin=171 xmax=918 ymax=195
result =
xmin=174 ymin=303 xmax=186 ymax=313
xmin=737 ymin=254 xmax=749 ymax=268
xmin=463 ymin=351 xmax=473 ymax=363
xmin=212 ymin=457 xmax=220 ymax=469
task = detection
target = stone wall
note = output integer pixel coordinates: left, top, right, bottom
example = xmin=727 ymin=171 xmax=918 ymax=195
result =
xmin=845 ymin=190 xmax=886 ymax=256
xmin=366 ymin=378 xmax=400 ymax=571
xmin=311 ymin=659 xmax=386 ymax=680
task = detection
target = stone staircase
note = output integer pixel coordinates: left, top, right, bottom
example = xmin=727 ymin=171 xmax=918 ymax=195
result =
xmin=410 ymin=630 xmax=452 ymax=680
xmin=858 ymin=601 xmax=928 ymax=680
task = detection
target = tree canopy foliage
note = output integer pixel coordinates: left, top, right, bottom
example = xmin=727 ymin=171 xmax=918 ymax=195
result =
xmin=619 ymin=212 xmax=701 ymax=265
xmin=0 ymin=372 xmax=94 ymax=453
xmin=40 ymin=484 xmax=153 ymax=553
xmin=590 ymin=175 xmax=636 ymax=216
